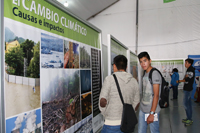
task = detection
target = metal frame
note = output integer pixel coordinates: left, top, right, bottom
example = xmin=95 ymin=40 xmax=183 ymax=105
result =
xmin=0 ymin=0 xmax=5 ymax=132
xmin=45 ymin=0 xmax=101 ymax=33
xmin=107 ymin=34 xmax=128 ymax=75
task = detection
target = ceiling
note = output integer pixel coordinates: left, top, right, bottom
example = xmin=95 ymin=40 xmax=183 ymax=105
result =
xmin=56 ymin=0 xmax=119 ymax=20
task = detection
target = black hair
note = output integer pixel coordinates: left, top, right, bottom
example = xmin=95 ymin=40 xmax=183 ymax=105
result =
xmin=172 ymin=68 xmax=178 ymax=73
xmin=138 ymin=51 xmax=151 ymax=60
xmin=113 ymin=55 xmax=127 ymax=71
xmin=185 ymin=58 xmax=194 ymax=65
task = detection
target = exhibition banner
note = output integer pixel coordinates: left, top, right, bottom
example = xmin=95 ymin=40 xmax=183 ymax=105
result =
xmin=110 ymin=38 xmax=127 ymax=73
xmin=130 ymin=52 xmax=138 ymax=81
xmin=4 ymin=0 xmax=102 ymax=132
xmin=151 ymin=60 xmax=184 ymax=88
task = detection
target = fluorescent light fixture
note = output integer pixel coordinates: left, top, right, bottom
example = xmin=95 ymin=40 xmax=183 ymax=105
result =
xmin=64 ymin=1 xmax=68 ymax=7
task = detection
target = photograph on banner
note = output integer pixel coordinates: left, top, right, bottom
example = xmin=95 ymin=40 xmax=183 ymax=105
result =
xmin=80 ymin=44 xmax=91 ymax=69
xmin=6 ymin=108 xmax=41 ymax=133
xmin=64 ymin=40 xmax=79 ymax=68
xmin=130 ymin=52 xmax=138 ymax=81
xmin=80 ymin=70 xmax=91 ymax=94
xmin=4 ymin=18 xmax=40 ymax=118
xmin=74 ymin=114 xmax=93 ymax=133
xmin=110 ymin=39 xmax=127 ymax=74
xmin=41 ymin=33 xmax=64 ymax=68
xmin=41 ymin=69 xmax=81 ymax=133
xmin=81 ymin=92 xmax=92 ymax=120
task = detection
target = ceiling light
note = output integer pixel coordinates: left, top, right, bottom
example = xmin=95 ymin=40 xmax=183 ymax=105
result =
xmin=64 ymin=1 xmax=68 ymax=7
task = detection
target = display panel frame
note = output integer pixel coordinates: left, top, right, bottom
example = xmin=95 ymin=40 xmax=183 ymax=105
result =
xmin=107 ymin=34 xmax=128 ymax=75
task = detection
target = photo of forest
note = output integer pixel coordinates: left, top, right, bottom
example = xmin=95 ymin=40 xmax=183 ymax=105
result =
xmin=64 ymin=40 xmax=79 ymax=68
xmin=41 ymin=33 xmax=64 ymax=68
xmin=80 ymin=45 xmax=91 ymax=69
xmin=5 ymin=26 xmax=40 ymax=78
xmin=41 ymin=69 xmax=81 ymax=133
xmin=80 ymin=70 xmax=91 ymax=94
xmin=81 ymin=92 xmax=92 ymax=119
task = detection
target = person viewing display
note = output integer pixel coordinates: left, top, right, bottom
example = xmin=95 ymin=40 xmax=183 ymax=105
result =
xmin=99 ymin=55 xmax=140 ymax=133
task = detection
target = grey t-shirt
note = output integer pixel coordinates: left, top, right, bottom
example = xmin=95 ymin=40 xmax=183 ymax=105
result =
xmin=140 ymin=70 xmax=162 ymax=113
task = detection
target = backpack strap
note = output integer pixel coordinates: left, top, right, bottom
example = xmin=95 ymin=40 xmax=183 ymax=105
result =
xmin=113 ymin=74 xmax=124 ymax=105
xmin=149 ymin=68 xmax=163 ymax=84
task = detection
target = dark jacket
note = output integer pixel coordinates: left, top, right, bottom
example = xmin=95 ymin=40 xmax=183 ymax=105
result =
xmin=170 ymin=72 xmax=179 ymax=86
xmin=183 ymin=66 xmax=195 ymax=91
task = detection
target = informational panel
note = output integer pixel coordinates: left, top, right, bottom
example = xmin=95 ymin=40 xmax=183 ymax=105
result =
xmin=108 ymin=35 xmax=128 ymax=74
xmin=130 ymin=51 xmax=138 ymax=81
xmin=4 ymin=0 xmax=102 ymax=132
xmin=151 ymin=60 xmax=184 ymax=89
xmin=102 ymin=44 xmax=108 ymax=81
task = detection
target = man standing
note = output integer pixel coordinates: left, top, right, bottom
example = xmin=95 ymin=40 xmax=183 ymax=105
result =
xmin=99 ymin=55 xmax=140 ymax=133
xmin=177 ymin=58 xmax=195 ymax=126
xmin=138 ymin=52 xmax=161 ymax=133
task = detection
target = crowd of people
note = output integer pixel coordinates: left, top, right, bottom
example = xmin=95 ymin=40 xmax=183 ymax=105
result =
xmin=99 ymin=51 xmax=197 ymax=133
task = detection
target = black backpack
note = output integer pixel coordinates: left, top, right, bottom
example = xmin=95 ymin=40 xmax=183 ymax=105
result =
xmin=148 ymin=68 xmax=169 ymax=108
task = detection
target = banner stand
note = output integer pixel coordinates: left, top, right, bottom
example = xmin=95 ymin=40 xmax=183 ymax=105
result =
xmin=0 ymin=0 xmax=5 ymax=132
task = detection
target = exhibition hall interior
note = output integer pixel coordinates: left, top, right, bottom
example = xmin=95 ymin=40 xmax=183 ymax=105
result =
xmin=1 ymin=0 xmax=200 ymax=132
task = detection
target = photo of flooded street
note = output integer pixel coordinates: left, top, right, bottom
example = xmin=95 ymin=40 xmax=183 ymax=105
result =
xmin=5 ymin=80 xmax=40 ymax=118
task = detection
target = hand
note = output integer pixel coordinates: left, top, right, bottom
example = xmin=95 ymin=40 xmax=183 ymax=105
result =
xmin=176 ymin=80 xmax=179 ymax=83
xmin=147 ymin=114 xmax=154 ymax=124
xmin=185 ymin=74 xmax=188 ymax=78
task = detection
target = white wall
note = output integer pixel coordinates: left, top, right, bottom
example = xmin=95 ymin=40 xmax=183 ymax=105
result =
xmin=138 ymin=0 xmax=200 ymax=59
xmin=88 ymin=0 xmax=137 ymax=53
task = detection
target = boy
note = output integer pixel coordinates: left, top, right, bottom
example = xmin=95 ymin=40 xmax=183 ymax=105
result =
xmin=176 ymin=58 xmax=195 ymax=126
xmin=138 ymin=51 xmax=161 ymax=133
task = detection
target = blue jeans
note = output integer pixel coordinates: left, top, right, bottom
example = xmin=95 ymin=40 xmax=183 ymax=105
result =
xmin=172 ymin=86 xmax=178 ymax=99
xmin=183 ymin=90 xmax=192 ymax=120
xmin=101 ymin=125 xmax=123 ymax=133
xmin=138 ymin=110 xmax=160 ymax=133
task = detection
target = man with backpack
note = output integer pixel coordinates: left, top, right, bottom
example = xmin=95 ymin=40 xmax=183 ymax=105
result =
xmin=99 ymin=55 xmax=140 ymax=133
xmin=176 ymin=58 xmax=195 ymax=126
xmin=138 ymin=51 xmax=162 ymax=133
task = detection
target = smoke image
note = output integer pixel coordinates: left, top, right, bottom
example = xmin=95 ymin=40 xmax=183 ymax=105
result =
xmin=6 ymin=109 xmax=41 ymax=133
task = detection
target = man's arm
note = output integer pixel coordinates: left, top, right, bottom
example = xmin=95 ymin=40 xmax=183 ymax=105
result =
xmin=147 ymin=84 xmax=159 ymax=124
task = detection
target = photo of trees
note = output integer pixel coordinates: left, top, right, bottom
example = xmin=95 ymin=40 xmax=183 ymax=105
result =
xmin=41 ymin=69 xmax=81 ymax=133
xmin=64 ymin=40 xmax=79 ymax=68
xmin=80 ymin=45 xmax=91 ymax=69
xmin=5 ymin=27 xmax=40 ymax=78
